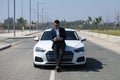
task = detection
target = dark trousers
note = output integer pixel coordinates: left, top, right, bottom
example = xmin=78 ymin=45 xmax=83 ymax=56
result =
xmin=53 ymin=43 xmax=65 ymax=67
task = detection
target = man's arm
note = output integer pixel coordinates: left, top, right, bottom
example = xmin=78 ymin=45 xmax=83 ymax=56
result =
xmin=57 ymin=28 xmax=66 ymax=41
xmin=62 ymin=28 xmax=66 ymax=40
xmin=51 ymin=29 xmax=58 ymax=42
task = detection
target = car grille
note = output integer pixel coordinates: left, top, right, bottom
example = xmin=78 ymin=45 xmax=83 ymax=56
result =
xmin=46 ymin=51 xmax=73 ymax=62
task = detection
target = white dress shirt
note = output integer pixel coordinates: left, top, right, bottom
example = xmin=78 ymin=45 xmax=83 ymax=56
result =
xmin=55 ymin=28 xmax=59 ymax=37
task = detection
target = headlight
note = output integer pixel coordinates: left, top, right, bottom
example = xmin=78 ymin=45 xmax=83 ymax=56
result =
xmin=35 ymin=47 xmax=46 ymax=52
xmin=74 ymin=47 xmax=85 ymax=52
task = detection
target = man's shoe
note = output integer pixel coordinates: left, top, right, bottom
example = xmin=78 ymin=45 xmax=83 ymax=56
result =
xmin=55 ymin=67 xmax=61 ymax=72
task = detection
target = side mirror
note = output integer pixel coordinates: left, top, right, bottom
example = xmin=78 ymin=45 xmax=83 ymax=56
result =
xmin=34 ymin=37 xmax=39 ymax=41
xmin=81 ymin=37 xmax=87 ymax=42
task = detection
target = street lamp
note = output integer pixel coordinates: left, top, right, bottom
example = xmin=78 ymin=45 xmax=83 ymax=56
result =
xmin=13 ymin=0 xmax=16 ymax=36
xmin=21 ymin=0 xmax=24 ymax=32
xmin=8 ymin=0 xmax=10 ymax=33
xmin=42 ymin=8 xmax=44 ymax=24
xmin=37 ymin=1 xmax=39 ymax=30
xmin=29 ymin=0 xmax=31 ymax=33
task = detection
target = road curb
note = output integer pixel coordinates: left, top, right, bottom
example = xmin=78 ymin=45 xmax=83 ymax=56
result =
xmin=0 ymin=31 xmax=40 ymax=51
xmin=7 ymin=36 xmax=35 ymax=39
xmin=0 ymin=44 xmax=11 ymax=51
xmin=78 ymin=31 xmax=120 ymax=54
xmin=24 ymin=31 xmax=39 ymax=36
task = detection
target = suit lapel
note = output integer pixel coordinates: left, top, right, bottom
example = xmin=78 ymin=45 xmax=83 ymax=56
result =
xmin=53 ymin=28 xmax=57 ymax=37
xmin=59 ymin=27 xmax=61 ymax=37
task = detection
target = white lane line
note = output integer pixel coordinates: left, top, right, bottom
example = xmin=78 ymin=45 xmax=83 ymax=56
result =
xmin=11 ymin=40 xmax=23 ymax=46
xmin=49 ymin=70 xmax=55 ymax=80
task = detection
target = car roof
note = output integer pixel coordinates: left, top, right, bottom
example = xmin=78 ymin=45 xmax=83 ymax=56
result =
xmin=44 ymin=28 xmax=76 ymax=31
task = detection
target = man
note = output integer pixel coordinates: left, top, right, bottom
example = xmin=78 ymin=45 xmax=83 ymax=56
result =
xmin=51 ymin=20 xmax=66 ymax=72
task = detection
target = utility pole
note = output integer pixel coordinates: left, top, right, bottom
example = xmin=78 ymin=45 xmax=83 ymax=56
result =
xmin=106 ymin=15 xmax=110 ymax=38
xmin=29 ymin=0 xmax=31 ymax=33
xmin=21 ymin=0 xmax=24 ymax=32
xmin=42 ymin=8 xmax=44 ymax=24
xmin=13 ymin=0 xmax=16 ymax=36
xmin=21 ymin=0 xmax=23 ymax=18
xmin=37 ymin=1 xmax=39 ymax=30
xmin=44 ymin=11 xmax=46 ymax=23
xmin=8 ymin=0 xmax=10 ymax=33
xmin=41 ymin=8 xmax=44 ymax=29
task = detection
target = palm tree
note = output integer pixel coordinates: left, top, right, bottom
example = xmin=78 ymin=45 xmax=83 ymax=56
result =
xmin=88 ymin=16 xmax=92 ymax=22
xmin=95 ymin=16 xmax=102 ymax=29
xmin=95 ymin=16 xmax=102 ymax=35
xmin=88 ymin=16 xmax=92 ymax=30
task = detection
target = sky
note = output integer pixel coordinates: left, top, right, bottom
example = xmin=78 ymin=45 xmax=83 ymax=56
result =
xmin=0 ymin=0 xmax=120 ymax=23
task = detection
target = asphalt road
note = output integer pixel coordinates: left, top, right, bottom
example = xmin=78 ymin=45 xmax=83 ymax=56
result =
xmin=0 ymin=39 xmax=120 ymax=80
xmin=0 ymin=38 xmax=23 ymax=44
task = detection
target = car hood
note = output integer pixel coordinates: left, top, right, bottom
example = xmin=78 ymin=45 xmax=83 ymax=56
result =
xmin=34 ymin=40 xmax=84 ymax=51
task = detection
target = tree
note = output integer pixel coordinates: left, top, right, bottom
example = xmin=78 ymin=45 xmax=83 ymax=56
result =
xmin=4 ymin=17 xmax=14 ymax=29
xmin=88 ymin=16 xmax=92 ymax=22
xmin=61 ymin=20 xmax=66 ymax=27
xmin=88 ymin=16 xmax=93 ymax=29
xmin=115 ymin=11 xmax=120 ymax=30
xmin=17 ymin=17 xmax=27 ymax=30
xmin=95 ymin=16 xmax=102 ymax=29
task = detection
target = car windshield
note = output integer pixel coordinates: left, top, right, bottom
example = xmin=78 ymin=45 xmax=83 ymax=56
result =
xmin=41 ymin=31 xmax=80 ymax=40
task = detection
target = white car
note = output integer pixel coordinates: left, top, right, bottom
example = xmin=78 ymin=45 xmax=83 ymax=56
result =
xmin=33 ymin=29 xmax=87 ymax=67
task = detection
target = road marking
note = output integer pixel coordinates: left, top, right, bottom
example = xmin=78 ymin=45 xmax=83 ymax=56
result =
xmin=11 ymin=40 xmax=23 ymax=46
xmin=49 ymin=70 xmax=55 ymax=80
xmin=0 ymin=40 xmax=23 ymax=56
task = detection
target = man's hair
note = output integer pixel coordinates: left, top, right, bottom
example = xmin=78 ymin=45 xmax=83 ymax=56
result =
xmin=54 ymin=20 xmax=60 ymax=24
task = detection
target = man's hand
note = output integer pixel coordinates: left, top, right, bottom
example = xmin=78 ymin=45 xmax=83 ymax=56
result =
xmin=53 ymin=37 xmax=63 ymax=41
xmin=53 ymin=37 xmax=58 ymax=41
xmin=57 ymin=37 xmax=63 ymax=41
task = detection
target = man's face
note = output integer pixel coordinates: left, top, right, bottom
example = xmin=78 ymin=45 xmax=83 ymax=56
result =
xmin=54 ymin=23 xmax=59 ymax=29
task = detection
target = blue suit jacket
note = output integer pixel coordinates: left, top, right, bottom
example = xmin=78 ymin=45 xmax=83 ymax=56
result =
xmin=51 ymin=27 xmax=66 ymax=49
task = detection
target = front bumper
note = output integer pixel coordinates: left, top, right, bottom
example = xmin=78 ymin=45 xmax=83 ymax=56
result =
xmin=33 ymin=51 xmax=86 ymax=66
